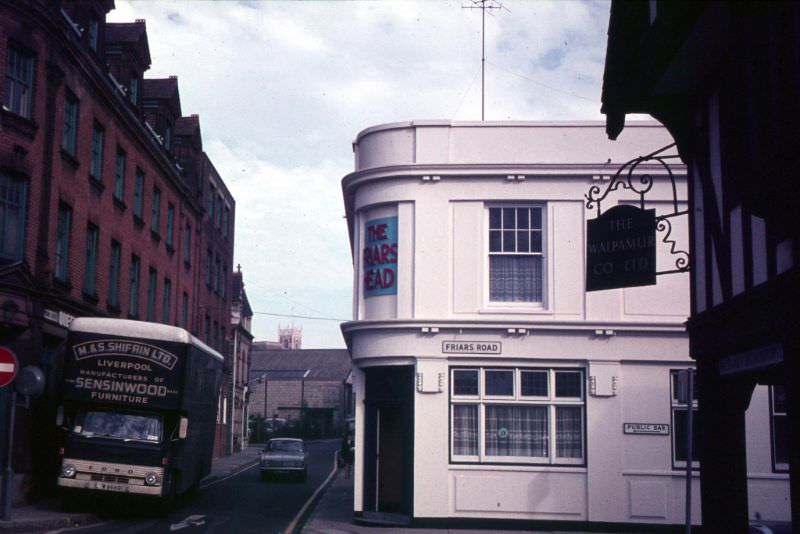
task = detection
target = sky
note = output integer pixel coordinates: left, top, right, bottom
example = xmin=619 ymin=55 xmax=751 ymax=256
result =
xmin=107 ymin=0 xmax=613 ymax=348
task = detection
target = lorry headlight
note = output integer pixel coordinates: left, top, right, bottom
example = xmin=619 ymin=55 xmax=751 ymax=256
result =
xmin=61 ymin=464 xmax=76 ymax=478
xmin=144 ymin=472 xmax=161 ymax=486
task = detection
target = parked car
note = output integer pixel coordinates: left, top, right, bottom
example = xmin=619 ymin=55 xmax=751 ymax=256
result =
xmin=259 ymin=438 xmax=307 ymax=481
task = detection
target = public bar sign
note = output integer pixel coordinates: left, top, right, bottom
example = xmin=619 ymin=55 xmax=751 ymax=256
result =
xmin=586 ymin=205 xmax=656 ymax=291
xmin=363 ymin=216 xmax=398 ymax=298
xmin=623 ymin=423 xmax=670 ymax=435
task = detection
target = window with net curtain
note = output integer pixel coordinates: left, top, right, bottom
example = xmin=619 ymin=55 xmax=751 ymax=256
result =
xmin=489 ymin=206 xmax=543 ymax=303
xmin=451 ymin=368 xmax=584 ymax=464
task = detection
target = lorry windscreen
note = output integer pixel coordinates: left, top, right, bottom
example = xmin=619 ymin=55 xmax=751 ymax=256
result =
xmin=73 ymin=410 xmax=162 ymax=443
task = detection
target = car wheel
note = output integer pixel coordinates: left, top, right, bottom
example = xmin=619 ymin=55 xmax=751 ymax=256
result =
xmin=260 ymin=471 xmax=269 ymax=481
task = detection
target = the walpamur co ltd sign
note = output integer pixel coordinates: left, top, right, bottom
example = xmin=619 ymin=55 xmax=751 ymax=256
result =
xmin=586 ymin=204 xmax=656 ymax=291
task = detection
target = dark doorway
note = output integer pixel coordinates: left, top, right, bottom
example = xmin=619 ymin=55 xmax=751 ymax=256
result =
xmin=363 ymin=366 xmax=413 ymax=522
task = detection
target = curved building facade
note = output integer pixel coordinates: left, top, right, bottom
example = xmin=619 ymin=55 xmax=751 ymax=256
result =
xmin=340 ymin=121 xmax=788 ymax=528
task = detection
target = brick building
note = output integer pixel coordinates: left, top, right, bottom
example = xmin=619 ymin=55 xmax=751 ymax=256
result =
xmin=248 ymin=344 xmax=351 ymax=440
xmin=0 ymin=0 xmax=235 ymax=499
xmin=227 ymin=267 xmax=253 ymax=452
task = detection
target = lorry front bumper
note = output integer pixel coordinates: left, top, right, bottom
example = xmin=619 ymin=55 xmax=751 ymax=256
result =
xmin=58 ymin=458 xmax=165 ymax=497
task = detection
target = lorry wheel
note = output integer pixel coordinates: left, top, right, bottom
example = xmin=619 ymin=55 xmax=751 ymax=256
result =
xmin=158 ymin=477 xmax=177 ymax=517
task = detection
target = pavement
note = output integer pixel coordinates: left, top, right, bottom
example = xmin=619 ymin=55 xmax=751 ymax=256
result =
xmin=0 ymin=446 xmax=791 ymax=534
xmin=299 ymin=471 xmax=616 ymax=534
xmin=0 ymin=445 xmax=261 ymax=533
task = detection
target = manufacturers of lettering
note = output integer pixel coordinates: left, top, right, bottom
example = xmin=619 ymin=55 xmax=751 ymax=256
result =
xmin=442 ymin=341 xmax=502 ymax=355
xmin=363 ymin=216 xmax=398 ymax=297
xmin=72 ymin=340 xmax=178 ymax=370
xmin=623 ymin=423 xmax=670 ymax=435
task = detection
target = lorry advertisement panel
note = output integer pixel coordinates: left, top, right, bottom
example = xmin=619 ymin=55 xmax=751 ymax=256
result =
xmin=63 ymin=335 xmax=185 ymax=410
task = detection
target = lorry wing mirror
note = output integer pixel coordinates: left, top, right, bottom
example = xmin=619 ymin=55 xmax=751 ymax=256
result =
xmin=56 ymin=405 xmax=64 ymax=427
xmin=178 ymin=416 xmax=188 ymax=439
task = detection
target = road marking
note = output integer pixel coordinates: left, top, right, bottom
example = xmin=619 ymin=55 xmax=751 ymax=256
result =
xmin=170 ymin=514 xmax=206 ymax=531
xmin=199 ymin=458 xmax=258 ymax=489
xmin=46 ymin=520 xmax=114 ymax=533
xmin=284 ymin=449 xmax=340 ymax=534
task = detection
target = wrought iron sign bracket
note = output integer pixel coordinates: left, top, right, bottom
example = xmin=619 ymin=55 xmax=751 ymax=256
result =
xmin=585 ymin=143 xmax=690 ymax=276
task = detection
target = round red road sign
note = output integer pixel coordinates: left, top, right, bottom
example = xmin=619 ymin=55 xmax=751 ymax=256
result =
xmin=0 ymin=347 xmax=19 ymax=388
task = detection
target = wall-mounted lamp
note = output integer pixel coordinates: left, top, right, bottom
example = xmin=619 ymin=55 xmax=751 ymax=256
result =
xmin=421 ymin=175 xmax=441 ymax=182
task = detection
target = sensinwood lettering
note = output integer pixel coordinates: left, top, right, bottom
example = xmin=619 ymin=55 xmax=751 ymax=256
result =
xmin=75 ymin=376 xmax=168 ymax=397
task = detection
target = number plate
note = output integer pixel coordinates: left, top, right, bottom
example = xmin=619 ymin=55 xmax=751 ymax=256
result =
xmin=96 ymin=482 xmax=126 ymax=492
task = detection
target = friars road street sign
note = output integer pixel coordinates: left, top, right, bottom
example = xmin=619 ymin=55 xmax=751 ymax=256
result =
xmin=587 ymin=204 xmax=656 ymax=291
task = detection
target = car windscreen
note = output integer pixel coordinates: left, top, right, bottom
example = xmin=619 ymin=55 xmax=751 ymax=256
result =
xmin=267 ymin=440 xmax=303 ymax=452
xmin=73 ymin=410 xmax=162 ymax=443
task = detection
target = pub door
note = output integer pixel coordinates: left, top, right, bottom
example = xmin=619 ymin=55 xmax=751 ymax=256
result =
xmin=362 ymin=366 xmax=413 ymax=523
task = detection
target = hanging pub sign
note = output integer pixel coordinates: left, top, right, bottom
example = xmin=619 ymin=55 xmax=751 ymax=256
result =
xmin=363 ymin=216 xmax=398 ymax=297
xmin=586 ymin=204 xmax=656 ymax=291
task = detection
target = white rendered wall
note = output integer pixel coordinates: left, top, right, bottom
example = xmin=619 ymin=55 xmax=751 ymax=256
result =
xmin=342 ymin=121 xmax=787 ymax=525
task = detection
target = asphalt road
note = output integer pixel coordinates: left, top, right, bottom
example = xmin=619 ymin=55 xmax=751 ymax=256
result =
xmin=58 ymin=439 xmax=340 ymax=534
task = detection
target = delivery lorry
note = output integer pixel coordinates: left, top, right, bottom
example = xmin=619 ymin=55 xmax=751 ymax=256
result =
xmin=56 ymin=317 xmax=223 ymax=509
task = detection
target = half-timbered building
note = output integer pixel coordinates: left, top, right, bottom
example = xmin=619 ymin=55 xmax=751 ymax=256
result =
xmin=601 ymin=2 xmax=799 ymax=531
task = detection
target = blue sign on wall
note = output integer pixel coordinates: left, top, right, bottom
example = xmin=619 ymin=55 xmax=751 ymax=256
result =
xmin=363 ymin=216 xmax=398 ymax=297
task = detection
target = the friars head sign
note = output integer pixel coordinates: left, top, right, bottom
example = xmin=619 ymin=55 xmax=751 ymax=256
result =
xmin=363 ymin=216 xmax=398 ymax=297
xmin=587 ymin=205 xmax=656 ymax=291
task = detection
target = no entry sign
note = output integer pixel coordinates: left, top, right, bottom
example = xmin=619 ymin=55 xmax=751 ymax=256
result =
xmin=0 ymin=347 xmax=18 ymax=388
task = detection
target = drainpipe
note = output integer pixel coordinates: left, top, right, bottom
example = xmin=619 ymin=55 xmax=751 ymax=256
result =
xmin=228 ymin=327 xmax=238 ymax=454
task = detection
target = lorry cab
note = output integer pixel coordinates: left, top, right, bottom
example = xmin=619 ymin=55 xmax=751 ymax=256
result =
xmin=59 ymin=408 xmax=172 ymax=497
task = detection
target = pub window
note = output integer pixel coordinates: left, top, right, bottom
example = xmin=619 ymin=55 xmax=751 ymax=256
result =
xmin=671 ymin=370 xmax=699 ymax=469
xmin=770 ymin=385 xmax=789 ymax=473
xmin=451 ymin=367 xmax=585 ymax=465
xmin=488 ymin=205 xmax=545 ymax=304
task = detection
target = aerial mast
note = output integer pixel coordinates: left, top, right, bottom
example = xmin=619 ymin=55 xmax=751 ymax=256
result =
xmin=463 ymin=0 xmax=504 ymax=121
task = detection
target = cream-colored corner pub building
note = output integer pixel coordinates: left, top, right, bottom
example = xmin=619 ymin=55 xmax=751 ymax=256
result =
xmin=340 ymin=121 xmax=789 ymax=530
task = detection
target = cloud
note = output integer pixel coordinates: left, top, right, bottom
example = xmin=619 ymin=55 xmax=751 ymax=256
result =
xmin=109 ymin=0 xmax=613 ymax=347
